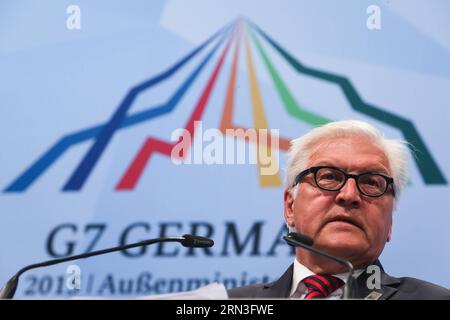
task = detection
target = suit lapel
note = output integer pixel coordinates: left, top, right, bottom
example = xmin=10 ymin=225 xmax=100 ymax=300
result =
xmin=377 ymin=272 xmax=400 ymax=300
xmin=257 ymin=264 xmax=293 ymax=298
xmin=354 ymin=261 xmax=400 ymax=300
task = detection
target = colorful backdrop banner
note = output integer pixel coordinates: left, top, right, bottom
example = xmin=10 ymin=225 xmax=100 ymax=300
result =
xmin=1 ymin=0 xmax=449 ymax=297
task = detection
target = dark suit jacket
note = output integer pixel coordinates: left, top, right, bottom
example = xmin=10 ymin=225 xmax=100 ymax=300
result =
xmin=228 ymin=262 xmax=450 ymax=300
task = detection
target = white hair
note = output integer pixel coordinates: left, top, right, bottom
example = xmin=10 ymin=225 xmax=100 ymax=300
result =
xmin=286 ymin=120 xmax=410 ymax=202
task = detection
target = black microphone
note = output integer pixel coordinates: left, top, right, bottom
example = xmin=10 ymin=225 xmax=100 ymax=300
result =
xmin=180 ymin=234 xmax=214 ymax=248
xmin=283 ymin=232 xmax=355 ymax=299
xmin=0 ymin=234 xmax=214 ymax=299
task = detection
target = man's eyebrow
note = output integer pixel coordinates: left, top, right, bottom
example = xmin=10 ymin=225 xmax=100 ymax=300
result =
xmin=313 ymin=162 xmax=390 ymax=175
xmin=364 ymin=167 xmax=391 ymax=176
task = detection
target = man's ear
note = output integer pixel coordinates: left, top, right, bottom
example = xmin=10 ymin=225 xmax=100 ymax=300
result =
xmin=284 ymin=188 xmax=295 ymax=228
xmin=387 ymin=223 xmax=392 ymax=242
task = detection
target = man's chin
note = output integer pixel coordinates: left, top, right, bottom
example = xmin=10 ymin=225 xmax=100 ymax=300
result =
xmin=314 ymin=234 xmax=368 ymax=259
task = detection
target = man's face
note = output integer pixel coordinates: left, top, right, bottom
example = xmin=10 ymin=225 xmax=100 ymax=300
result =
xmin=284 ymin=137 xmax=394 ymax=267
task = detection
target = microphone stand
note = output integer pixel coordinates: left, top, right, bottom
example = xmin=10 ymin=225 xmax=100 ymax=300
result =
xmin=0 ymin=235 xmax=213 ymax=299
xmin=284 ymin=232 xmax=356 ymax=299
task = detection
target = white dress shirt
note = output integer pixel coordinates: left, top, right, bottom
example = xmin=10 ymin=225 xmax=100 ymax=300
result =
xmin=290 ymin=258 xmax=363 ymax=299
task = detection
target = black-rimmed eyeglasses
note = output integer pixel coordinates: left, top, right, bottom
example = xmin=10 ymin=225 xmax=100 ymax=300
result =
xmin=292 ymin=166 xmax=395 ymax=198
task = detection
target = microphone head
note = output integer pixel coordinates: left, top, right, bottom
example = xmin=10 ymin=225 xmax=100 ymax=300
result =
xmin=181 ymin=234 xmax=214 ymax=248
xmin=287 ymin=232 xmax=314 ymax=246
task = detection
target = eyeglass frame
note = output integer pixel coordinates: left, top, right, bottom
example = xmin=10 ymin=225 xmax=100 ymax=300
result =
xmin=292 ymin=165 xmax=396 ymax=198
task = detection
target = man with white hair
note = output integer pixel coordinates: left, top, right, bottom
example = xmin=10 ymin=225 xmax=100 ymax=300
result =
xmin=228 ymin=120 xmax=450 ymax=299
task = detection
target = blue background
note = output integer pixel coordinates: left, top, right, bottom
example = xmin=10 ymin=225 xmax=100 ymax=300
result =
xmin=1 ymin=0 xmax=449 ymax=298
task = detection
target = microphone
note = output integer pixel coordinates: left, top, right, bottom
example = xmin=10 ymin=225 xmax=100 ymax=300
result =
xmin=180 ymin=234 xmax=214 ymax=248
xmin=0 ymin=234 xmax=214 ymax=299
xmin=283 ymin=232 xmax=356 ymax=299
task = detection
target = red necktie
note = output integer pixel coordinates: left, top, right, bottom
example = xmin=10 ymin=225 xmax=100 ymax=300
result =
xmin=302 ymin=274 xmax=344 ymax=299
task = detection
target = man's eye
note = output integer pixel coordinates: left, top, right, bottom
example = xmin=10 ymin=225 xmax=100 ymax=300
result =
xmin=320 ymin=173 xmax=341 ymax=181
xmin=363 ymin=178 xmax=380 ymax=187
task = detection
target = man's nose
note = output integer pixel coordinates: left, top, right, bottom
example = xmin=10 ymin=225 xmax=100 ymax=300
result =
xmin=335 ymin=178 xmax=361 ymax=207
